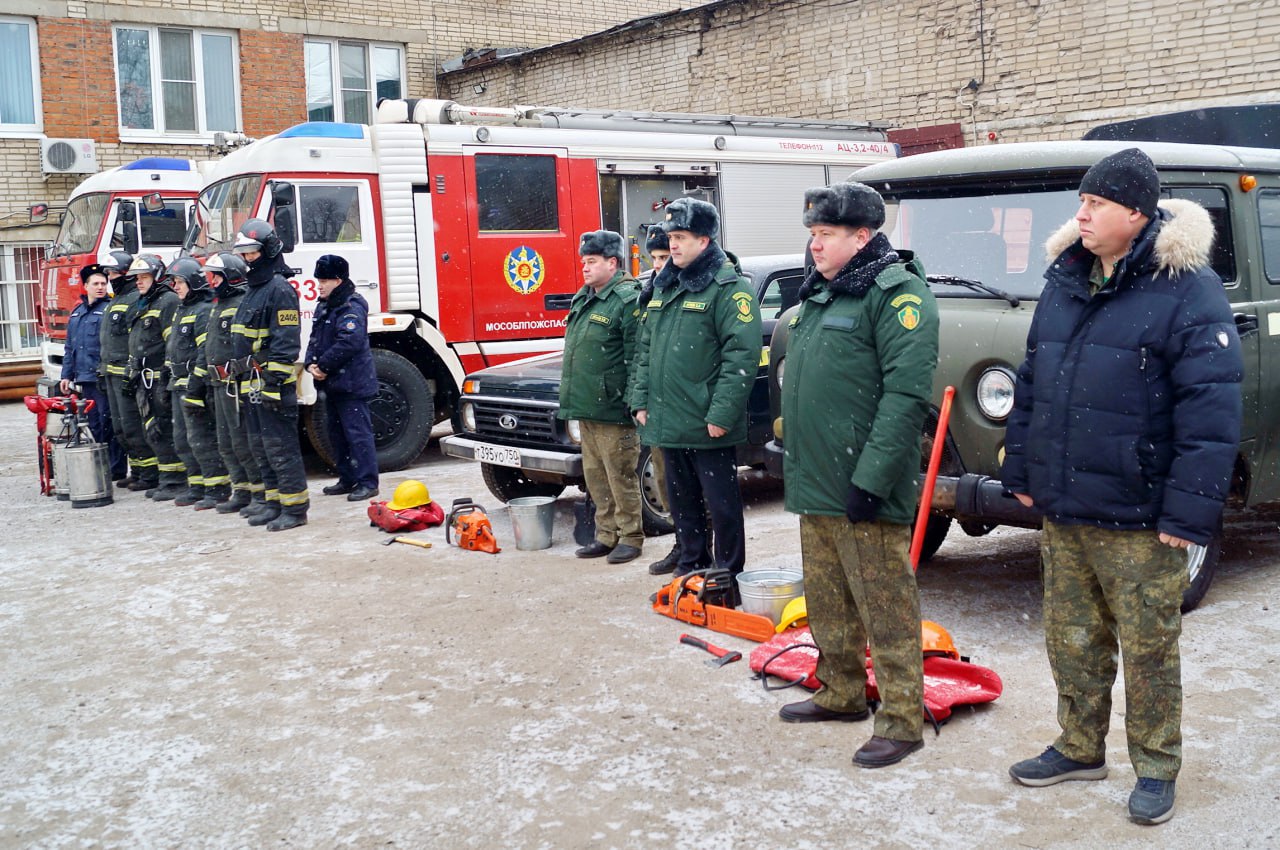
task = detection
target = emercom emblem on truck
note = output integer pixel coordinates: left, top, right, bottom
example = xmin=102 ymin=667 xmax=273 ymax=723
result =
xmin=767 ymin=138 xmax=1280 ymax=613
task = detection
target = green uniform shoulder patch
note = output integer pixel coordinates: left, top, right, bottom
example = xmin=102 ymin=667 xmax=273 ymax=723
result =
xmin=891 ymin=293 xmax=923 ymax=308
xmin=897 ymin=304 xmax=921 ymax=330
xmin=732 ymin=291 xmax=754 ymax=323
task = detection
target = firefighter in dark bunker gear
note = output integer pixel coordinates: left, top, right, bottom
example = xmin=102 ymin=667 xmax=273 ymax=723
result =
xmin=166 ymin=257 xmax=229 ymax=509
xmin=203 ymin=252 xmax=264 ymax=516
xmin=126 ymin=254 xmax=186 ymax=500
xmin=62 ymin=263 xmax=126 ymax=479
xmin=306 ymin=254 xmax=380 ymax=501
xmin=779 ymin=182 xmax=939 ymax=769
xmin=99 ymin=250 xmax=155 ymax=489
xmin=230 ymin=219 xmax=309 ymax=531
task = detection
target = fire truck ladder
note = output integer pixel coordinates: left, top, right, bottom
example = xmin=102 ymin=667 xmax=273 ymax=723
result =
xmin=376 ymin=99 xmax=892 ymax=142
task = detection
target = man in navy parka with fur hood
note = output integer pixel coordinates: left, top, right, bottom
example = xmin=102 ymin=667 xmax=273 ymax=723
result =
xmin=1001 ymin=148 xmax=1242 ymax=826
xmin=306 ymin=254 xmax=379 ymax=501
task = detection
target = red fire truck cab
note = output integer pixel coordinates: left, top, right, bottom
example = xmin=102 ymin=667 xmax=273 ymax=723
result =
xmin=183 ymin=99 xmax=898 ymax=470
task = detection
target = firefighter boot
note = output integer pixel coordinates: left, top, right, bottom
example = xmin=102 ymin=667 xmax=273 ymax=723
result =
xmin=239 ymin=492 xmax=269 ymax=518
xmin=266 ymin=511 xmax=308 ymax=532
xmin=149 ymin=483 xmax=186 ymax=502
xmin=216 ymin=489 xmax=252 ymax=514
xmin=194 ymin=484 xmax=231 ymax=511
xmin=247 ymin=503 xmax=282 ymax=527
xmin=174 ymin=484 xmax=204 ymax=507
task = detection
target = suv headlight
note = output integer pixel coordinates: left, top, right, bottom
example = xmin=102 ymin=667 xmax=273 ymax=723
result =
xmin=567 ymin=419 xmax=582 ymax=444
xmin=461 ymin=401 xmax=476 ymax=432
xmin=976 ymin=367 xmax=1016 ymax=421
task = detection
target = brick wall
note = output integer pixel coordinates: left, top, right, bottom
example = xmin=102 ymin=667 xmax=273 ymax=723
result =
xmin=437 ymin=0 xmax=1280 ymax=144
xmin=239 ymin=30 xmax=306 ymax=137
xmin=38 ymin=17 xmax=119 ymax=144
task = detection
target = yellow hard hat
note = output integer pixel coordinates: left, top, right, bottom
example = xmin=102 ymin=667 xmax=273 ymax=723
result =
xmin=775 ymin=595 xmax=808 ymax=633
xmin=387 ymin=479 xmax=431 ymax=511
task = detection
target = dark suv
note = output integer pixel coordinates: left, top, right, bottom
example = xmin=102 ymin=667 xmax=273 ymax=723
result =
xmin=441 ymin=254 xmax=806 ymax=533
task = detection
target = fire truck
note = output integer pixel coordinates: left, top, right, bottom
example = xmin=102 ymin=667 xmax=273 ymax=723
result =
xmin=37 ymin=158 xmax=205 ymax=371
xmin=180 ymin=99 xmax=897 ymax=470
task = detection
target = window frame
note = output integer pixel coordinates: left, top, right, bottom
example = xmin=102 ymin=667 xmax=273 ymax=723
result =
xmin=111 ymin=23 xmax=241 ymax=142
xmin=0 ymin=15 xmax=42 ymax=136
xmin=1258 ymin=189 xmax=1280 ymax=285
xmin=304 ymin=37 xmax=405 ymax=124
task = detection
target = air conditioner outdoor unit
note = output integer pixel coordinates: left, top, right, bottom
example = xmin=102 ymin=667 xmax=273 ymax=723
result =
xmin=41 ymin=138 xmax=98 ymax=175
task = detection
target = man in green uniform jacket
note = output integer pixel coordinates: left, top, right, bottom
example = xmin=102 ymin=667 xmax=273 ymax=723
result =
xmin=779 ymin=182 xmax=939 ymax=769
xmin=631 ymin=198 xmax=760 ymax=582
xmin=558 ymin=230 xmax=643 ymax=564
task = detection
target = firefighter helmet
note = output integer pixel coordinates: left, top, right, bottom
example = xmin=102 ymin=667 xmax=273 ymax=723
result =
xmin=99 ymin=250 xmax=134 ymax=275
xmin=775 ymin=596 xmax=808 ymax=633
xmin=233 ymin=218 xmax=283 ymax=259
xmin=167 ymin=257 xmax=209 ymax=291
xmin=204 ymin=252 xmax=249 ymax=286
xmin=921 ymin=620 xmax=960 ymax=660
xmin=127 ymin=253 xmax=166 ymax=281
xmin=387 ymin=480 xmax=432 ymax=511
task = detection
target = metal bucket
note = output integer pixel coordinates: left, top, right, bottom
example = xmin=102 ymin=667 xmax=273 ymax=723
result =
xmin=50 ymin=438 xmax=72 ymax=501
xmin=736 ymin=569 xmax=805 ymax=626
xmin=65 ymin=442 xmax=114 ymax=508
xmin=507 ymin=496 xmax=556 ymax=550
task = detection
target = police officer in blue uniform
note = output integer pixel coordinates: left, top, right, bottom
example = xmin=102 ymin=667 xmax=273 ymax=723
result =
xmin=306 ymin=254 xmax=379 ymax=501
xmin=62 ymin=263 xmax=126 ymax=479
xmin=229 ymin=219 xmax=309 ymax=531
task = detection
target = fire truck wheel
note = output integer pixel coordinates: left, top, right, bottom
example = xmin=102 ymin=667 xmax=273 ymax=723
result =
xmin=638 ymin=445 xmax=675 ymax=536
xmin=305 ymin=349 xmax=434 ymax=472
xmin=481 ymin=463 xmax=565 ymax=503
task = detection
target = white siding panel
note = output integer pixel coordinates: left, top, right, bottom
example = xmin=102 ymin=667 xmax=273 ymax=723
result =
xmin=371 ymin=124 xmax=430 ymax=312
xmin=718 ymin=162 xmax=828 ymax=256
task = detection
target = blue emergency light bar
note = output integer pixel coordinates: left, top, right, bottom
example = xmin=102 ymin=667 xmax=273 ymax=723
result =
xmin=279 ymin=122 xmax=366 ymax=140
xmin=122 ymin=157 xmax=193 ymax=171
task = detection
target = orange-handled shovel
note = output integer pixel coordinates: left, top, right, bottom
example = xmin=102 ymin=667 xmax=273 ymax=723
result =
xmin=911 ymin=385 xmax=956 ymax=572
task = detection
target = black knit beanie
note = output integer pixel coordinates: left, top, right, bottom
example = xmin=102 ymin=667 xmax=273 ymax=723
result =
xmin=1079 ymin=148 xmax=1160 ymax=218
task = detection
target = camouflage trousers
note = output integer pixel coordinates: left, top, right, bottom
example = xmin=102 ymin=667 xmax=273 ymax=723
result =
xmin=581 ymin=420 xmax=643 ymax=549
xmin=1041 ymin=520 xmax=1187 ymax=780
xmin=800 ymin=515 xmax=923 ymax=743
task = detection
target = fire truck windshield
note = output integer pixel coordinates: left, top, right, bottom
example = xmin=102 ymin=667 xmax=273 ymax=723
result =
xmin=185 ymin=175 xmax=263 ymax=256
xmin=54 ymin=192 xmax=110 ymax=257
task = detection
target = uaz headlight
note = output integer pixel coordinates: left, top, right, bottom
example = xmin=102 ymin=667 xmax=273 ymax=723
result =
xmin=976 ymin=367 xmax=1016 ymax=421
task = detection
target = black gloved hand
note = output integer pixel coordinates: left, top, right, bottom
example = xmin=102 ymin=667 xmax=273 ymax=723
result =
xmin=845 ymin=484 xmax=882 ymax=524
xmin=122 ymin=375 xmax=137 ymax=395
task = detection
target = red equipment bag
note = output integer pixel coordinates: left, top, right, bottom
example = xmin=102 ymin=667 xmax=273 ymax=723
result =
xmin=748 ymin=626 xmax=1003 ymax=724
xmin=367 ymin=499 xmax=445 ymax=533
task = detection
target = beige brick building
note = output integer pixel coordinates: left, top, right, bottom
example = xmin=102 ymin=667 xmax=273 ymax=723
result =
xmin=438 ymin=0 xmax=1280 ymax=146
xmin=0 ymin=0 xmax=676 ymax=361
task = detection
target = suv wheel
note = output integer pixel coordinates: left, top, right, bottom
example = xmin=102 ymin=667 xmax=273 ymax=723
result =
xmin=1181 ymin=523 xmax=1222 ymax=614
xmin=914 ymin=514 xmax=953 ymax=564
xmin=638 ymin=445 xmax=675 ymax=536
xmin=481 ymin=463 xmax=565 ymax=503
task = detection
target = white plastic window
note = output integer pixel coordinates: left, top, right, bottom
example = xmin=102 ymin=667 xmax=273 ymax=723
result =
xmin=305 ymin=38 xmax=403 ymax=124
xmin=0 ymin=16 xmax=41 ymax=132
xmin=114 ymin=25 xmax=238 ymax=137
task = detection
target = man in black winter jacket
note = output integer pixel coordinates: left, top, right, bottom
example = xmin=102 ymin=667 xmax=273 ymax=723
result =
xmin=306 ymin=254 xmax=379 ymax=501
xmin=1001 ymin=148 xmax=1244 ymax=826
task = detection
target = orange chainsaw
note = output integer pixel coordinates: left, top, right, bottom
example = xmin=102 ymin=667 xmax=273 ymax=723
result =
xmin=651 ymin=569 xmax=776 ymax=643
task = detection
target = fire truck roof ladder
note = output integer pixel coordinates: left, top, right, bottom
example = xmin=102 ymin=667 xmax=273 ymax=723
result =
xmin=375 ymin=99 xmax=891 ymax=142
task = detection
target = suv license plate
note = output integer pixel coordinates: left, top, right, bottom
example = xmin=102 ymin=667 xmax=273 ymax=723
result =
xmin=473 ymin=443 xmax=522 ymax=468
